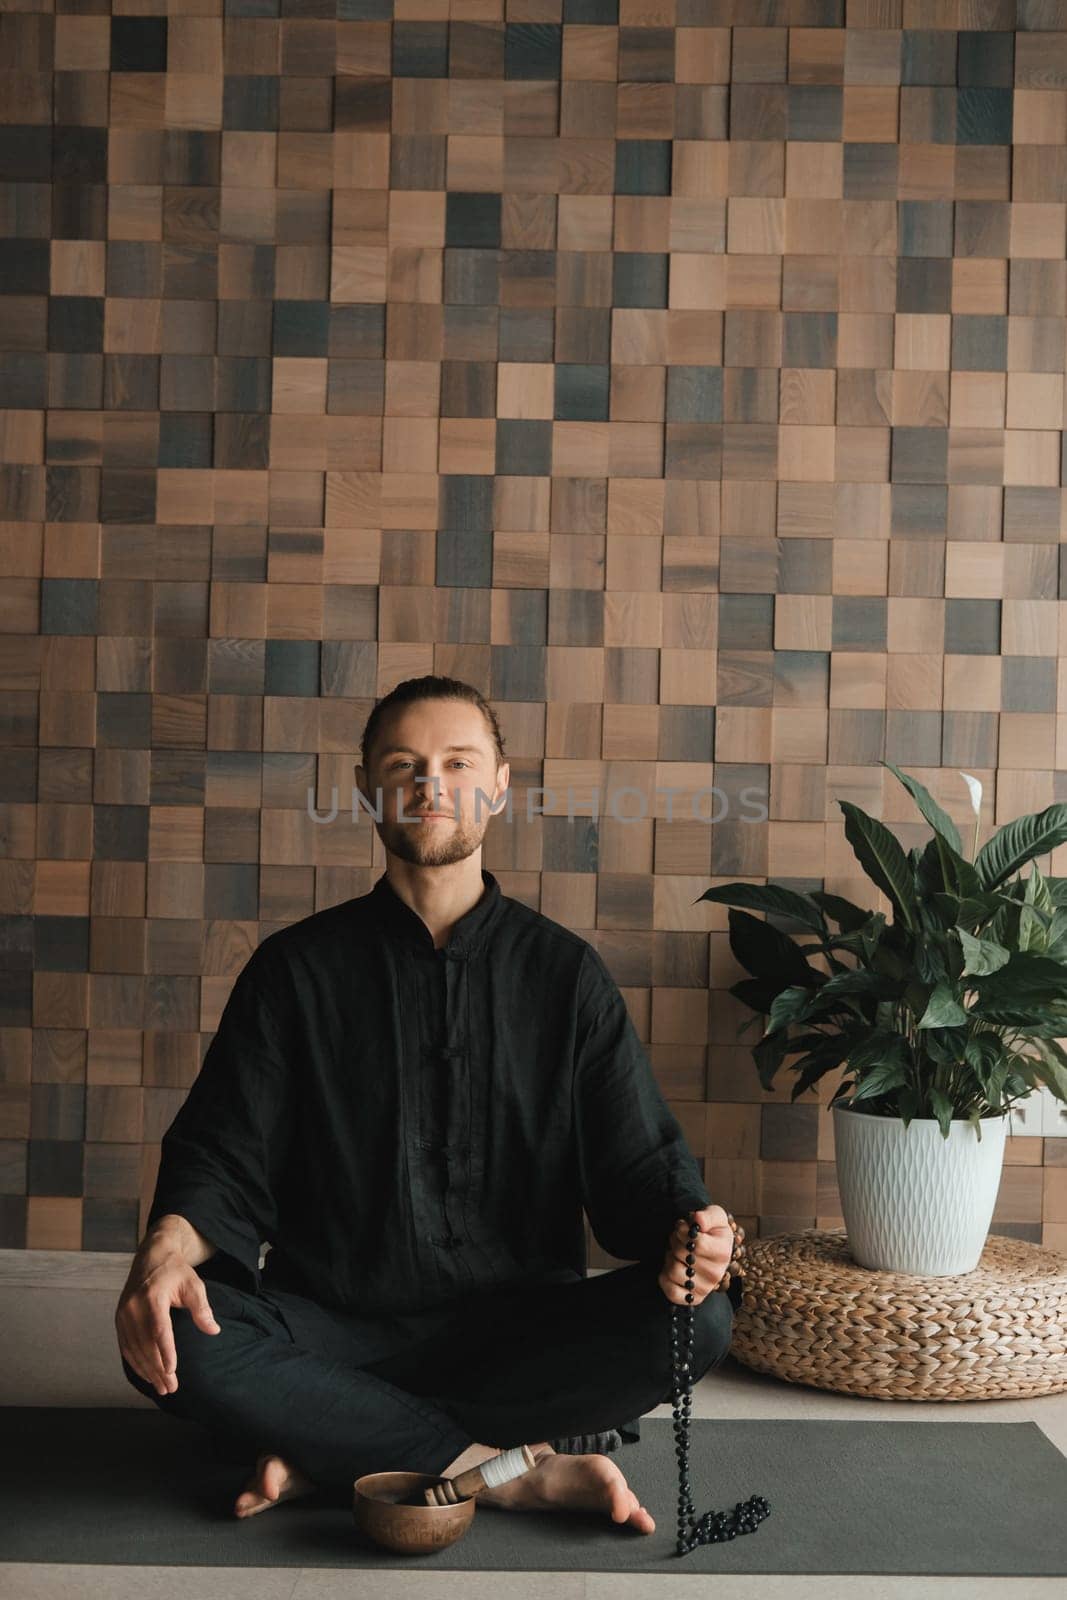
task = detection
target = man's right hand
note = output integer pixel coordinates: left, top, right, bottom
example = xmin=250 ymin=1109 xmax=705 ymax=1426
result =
xmin=115 ymin=1222 xmax=221 ymax=1396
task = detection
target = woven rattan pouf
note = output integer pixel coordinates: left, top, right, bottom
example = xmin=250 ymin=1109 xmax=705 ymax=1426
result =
xmin=729 ymin=1228 xmax=1067 ymax=1401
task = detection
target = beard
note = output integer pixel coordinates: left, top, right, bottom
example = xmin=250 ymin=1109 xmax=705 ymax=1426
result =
xmin=376 ymin=809 xmax=487 ymax=868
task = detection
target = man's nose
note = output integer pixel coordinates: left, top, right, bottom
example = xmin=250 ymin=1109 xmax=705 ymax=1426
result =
xmin=414 ymin=773 xmax=454 ymax=798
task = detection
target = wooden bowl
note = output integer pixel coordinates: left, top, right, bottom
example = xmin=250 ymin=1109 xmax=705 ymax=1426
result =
xmin=353 ymin=1471 xmax=476 ymax=1555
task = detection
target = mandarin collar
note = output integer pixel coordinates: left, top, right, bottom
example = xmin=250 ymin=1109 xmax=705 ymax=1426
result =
xmin=369 ymin=868 xmax=502 ymax=957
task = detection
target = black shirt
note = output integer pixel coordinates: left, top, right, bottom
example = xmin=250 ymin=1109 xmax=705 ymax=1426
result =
xmin=146 ymin=868 xmax=712 ymax=1319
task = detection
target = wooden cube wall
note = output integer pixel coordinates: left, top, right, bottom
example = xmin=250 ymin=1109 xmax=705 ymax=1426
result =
xmin=1 ymin=2 xmax=1066 ymax=1263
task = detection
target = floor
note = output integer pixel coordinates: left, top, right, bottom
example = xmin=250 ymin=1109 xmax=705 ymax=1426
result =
xmin=0 ymin=1249 xmax=1064 ymax=1600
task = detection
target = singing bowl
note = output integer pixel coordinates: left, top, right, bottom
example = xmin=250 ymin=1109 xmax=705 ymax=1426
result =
xmin=353 ymin=1471 xmax=476 ymax=1554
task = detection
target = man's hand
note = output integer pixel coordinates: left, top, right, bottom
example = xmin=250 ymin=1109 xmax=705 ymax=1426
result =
xmin=657 ymin=1204 xmax=734 ymax=1307
xmin=115 ymin=1227 xmax=221 ymax=1397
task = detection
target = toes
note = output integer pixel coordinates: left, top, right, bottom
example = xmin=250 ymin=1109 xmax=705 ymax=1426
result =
xmin=622 ymin=1491 xmax=654 ymax=1533
xmin=235 ymin=1457 xmax=280 ymax=1518
xmin=613 ymin=1489 xmax=637 ymax=1523
xmin=620 ymin=1489 xmax=656 ymax=1533
xmin=235 ymin=1495 xmax=268 ymax=1518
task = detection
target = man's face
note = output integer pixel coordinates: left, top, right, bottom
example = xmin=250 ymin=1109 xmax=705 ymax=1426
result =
xmin=356 ymin=699 xmax=510 ymax=869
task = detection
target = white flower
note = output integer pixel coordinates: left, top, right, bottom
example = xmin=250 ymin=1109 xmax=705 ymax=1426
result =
xmin=959 ymin=772 xmax=983 ymax=818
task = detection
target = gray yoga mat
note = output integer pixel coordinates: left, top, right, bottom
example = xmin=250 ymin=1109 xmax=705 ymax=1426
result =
xmin=2 ymin=1408 xmax=1065 ymax=1575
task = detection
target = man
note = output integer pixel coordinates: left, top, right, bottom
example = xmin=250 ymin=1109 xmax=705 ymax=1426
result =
xmin=116 ymin=675 xmax=739 ymax=1534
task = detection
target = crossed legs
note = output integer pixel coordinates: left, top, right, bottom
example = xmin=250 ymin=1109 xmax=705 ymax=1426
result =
xmin=121 ymin=1260 xmax=736 ymax=1515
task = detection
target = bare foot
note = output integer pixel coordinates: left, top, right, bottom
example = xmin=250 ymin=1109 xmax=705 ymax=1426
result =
xmin=234 ymin=1452 xmax=317 ymax=1519
xmin=477 ymin=1447 xmax=655 ymax=1535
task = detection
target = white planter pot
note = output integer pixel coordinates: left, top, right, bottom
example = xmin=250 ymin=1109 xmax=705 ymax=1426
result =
xmin=831 ymin=1103 xmax=1008 ymax=1276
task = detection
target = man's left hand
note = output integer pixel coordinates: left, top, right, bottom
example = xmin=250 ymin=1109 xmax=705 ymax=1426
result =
xmin=657 ymin=1204 xmax=734 ymax=1307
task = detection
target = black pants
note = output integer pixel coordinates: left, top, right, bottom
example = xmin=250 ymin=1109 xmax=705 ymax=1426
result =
xmin=121 ymin=1261 xmax=738 ymax=1500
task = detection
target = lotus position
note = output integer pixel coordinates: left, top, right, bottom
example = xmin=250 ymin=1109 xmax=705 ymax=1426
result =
xmin=116 ymin=676 xmax=738 ymax=1533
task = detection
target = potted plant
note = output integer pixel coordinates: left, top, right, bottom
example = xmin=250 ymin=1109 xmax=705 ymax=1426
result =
xmin=699 ymin=763 xmax=1067 ymax=1275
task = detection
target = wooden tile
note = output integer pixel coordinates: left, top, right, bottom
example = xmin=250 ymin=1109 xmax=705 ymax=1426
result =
xmin=4 ymin=10 xmax=1067 ymax=1251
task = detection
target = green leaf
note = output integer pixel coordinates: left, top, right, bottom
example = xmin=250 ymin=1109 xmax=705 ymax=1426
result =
xmin=764 ymin=985 xmax=814 ymax=1036
xmin=788 ymin=1036 xmax=853 ymax=1098
xmin=850 ymin=1061 xmax=911 ymax=1102
xmin=752 ymin=1032 xmax=791 ymax=1089
xmin=985 ymin=1059 xmax=1009 ymax=1107
xmin=916 ymin=836 xmax=950 ymax=899
xmin=917 ymin=982 xmax=968 ymax=1028
xmin=1043 ymin=909 xmax=1067 ymax=962
xmin=806 ymin=946 xmax=853 ymax=977
xmin=809 ymin=890 xmax=872 ymax=932
xmin=914 ymin=928 xmax=950 ymax=987
xmin=1024 ymin=862 xmax=1054 ymax=911
xmin=728 ymin=908 xmax=819 ymax=989
xmin=1005 ymin=1053 xmax=1041 ymax=1092
xmin=963 ymin=1036 xmax=1008 ymax=1105
xmin=974 ymin=802 xmax=1067 ymax=890
xmin=753 ymin=1026 xmax=850 ymax=1091
xmin=897 ymin=1084 xmax=921 ymax=1128
xmin=874 ymin=997 xmax=898 ymax=1031
xmin=957 ymin=927 xmax=1011 ymax=976
xmin=857 ymin=911 xmax=888 ymax=964
xmin=1018 ymin=901 xmax=1048 ymax=953
xmin=881 ymin=761 xmax=963 ymax=854
xmin=841 ymin=1028 xmax=908 ymax=1078
xmin=955 ymin=892 xmax=1011 ymax=932
xmin=974 ymin=1007 xmax=1067 ymax=1036
xmin=830 ymin=913 xmax=890 ymax=965
xmin=844 ymin=1036 xmax=908 ymax=1100
xmin=730 ymin=977 xmax=778 ymax=1016
xmin=973 ymin=952 xmax=1067 ymax=1007
xmin=929 ymin=1088 xmax=955 ymax=1138
xmin=964 ymin=1034 xmax=1003 ymax=1078
xmin=922 ymin=1025 xmax=969 ymax=1066
xmin=782 ymin=1031 xmax=838 ymax=1056
xmin=697 ymin=882 xmax=828 ymax=935
xmin=815 ymin=969 xmax=903 ymax=1003
xmin=987 ymin=897 xmax=1021 ymax=949
xmin=932 ymin=891 xmax=964 ymax=925
xmin=914 ymin=835 xmax=983 ymax=908
xmin=838 ymin=802 xmax=918 ymax=930
xmin=941 ymin=842 xmax=984 ymax=901
xmin=1031 ymin=1038 xmax=1067 ymax=1102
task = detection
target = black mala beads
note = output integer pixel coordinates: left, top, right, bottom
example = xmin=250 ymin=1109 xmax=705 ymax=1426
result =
xmin=670 ymin=1213 xmax=771 ymax=1557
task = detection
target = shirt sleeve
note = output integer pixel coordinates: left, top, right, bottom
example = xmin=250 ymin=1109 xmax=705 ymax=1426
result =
xmin=571 ymin=946 xmax=711 ymax=1266
xmin=145 ymin=942 xmax=295 ymax=1295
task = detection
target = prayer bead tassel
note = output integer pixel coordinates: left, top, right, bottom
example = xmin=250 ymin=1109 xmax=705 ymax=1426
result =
xmin=670 ymin=1213 xmax=772 ymax=1556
